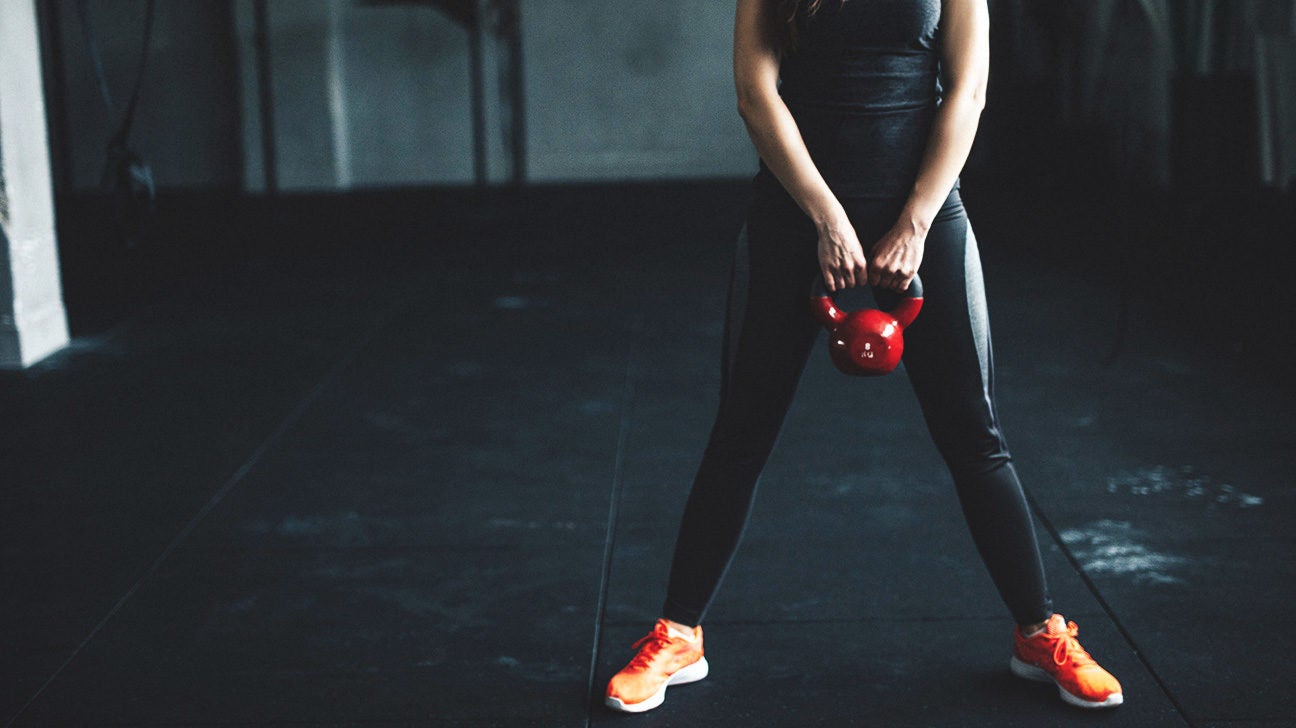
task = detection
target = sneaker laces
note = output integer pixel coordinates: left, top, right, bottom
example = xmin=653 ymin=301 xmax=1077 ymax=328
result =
xmin=1050 ymin=621 xmax=1097 ymax=668
xmin=626 ymin=627 xmax=674 ymax=671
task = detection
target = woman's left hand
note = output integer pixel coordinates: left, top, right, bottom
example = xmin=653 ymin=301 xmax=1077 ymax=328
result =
xmin=868 ymin=218 xmax=928 ymax=293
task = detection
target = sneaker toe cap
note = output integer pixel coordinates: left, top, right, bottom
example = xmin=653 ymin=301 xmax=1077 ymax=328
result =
xmin=1071 ymin=666 xmax=1123 ymax=701
xmin=605 ymin=672 xmax=654 ymax=704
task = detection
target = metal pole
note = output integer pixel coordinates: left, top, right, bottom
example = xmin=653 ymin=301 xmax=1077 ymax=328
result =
xmin=503 ymin=0 xmax=525 ymax=185
xmin=469 ymin=1 xmax=487 ymax=185
xmin=253 ymin=0 xmax=278 ymax=195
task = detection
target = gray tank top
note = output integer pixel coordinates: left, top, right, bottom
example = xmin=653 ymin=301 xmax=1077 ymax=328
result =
xmin=757 ymin=0 xmax=956 ymax=199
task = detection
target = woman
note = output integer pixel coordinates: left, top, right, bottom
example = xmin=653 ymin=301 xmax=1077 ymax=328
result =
xmin=604 ymin=0 xmax=1123 ymax=713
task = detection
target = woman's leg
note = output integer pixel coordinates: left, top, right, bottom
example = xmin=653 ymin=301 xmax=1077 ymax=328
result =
xmin=879 ymin=190 xmax=1054 ymax=626
xmin=661 ymin=192 xmax=822 ymax=627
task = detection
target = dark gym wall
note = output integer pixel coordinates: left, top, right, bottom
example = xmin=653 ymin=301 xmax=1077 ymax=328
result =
xmin=521 ymin=1 xmax=754 ymax=181
xmin=982 ymin=0 xmax=1296 ymax=193
xmin=231 ymin=0 xmax=476 ymax=191
xmin=35 ymin=0 xmax=1296 ymax=194
xmin=42 ymin=0 xmax=242 ymax=192
xmin=237 ymin=0 xmax=754 ymax=189
xmin=39 ymin=0 xmax=755 ymax=193
xmin=42 ymin=0 xmax=481 ymax=193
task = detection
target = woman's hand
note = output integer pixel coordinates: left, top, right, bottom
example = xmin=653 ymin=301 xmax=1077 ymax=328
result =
xmin=816 ymin=212 xmax=870 ymax=292
xmin=868 ymin=217 xmax=928 ymax=293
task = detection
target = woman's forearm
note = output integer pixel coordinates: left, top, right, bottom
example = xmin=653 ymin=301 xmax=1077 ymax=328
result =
xmin=738 ymin=95 xmax=846 ymax=229
xmin=900 ymin=91 xmax=986 ymax=233
xmin=744 ymin=88 xmax=984 ymax=233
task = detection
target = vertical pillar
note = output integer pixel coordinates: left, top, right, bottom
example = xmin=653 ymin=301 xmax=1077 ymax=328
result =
xmin=469 ymin=0 xmax=487 ymax=185
xmin=1255 ymin=34 xmax=1296 ymax=189
xmin=476 ymin=0 xmax=525 ymax=185
xmin=497 ymin=0 xmax=526 ymax=185
xmin=325 ymin=0 xmax=352 ymax=189
xmin=1 ymin=0 xmax=70 ymax=368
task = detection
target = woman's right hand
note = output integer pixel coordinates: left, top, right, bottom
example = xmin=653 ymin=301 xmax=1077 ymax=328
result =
xmin=816 ymin=211 xmax=870 ymax=292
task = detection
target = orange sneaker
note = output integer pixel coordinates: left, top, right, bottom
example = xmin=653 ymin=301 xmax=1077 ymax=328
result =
xmin=604 ymin=618 xmax=708 ymax=713
xmin=1011 ymin=614 xmax=1123 ymax=708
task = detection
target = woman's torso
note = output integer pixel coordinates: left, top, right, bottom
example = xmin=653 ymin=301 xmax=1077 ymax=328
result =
xmin=756 ymin=0 xmax=954 ymax=200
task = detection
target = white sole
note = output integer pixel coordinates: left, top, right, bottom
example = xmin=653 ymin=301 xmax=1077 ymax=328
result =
xmin=1010 ymin=656 xmax=1124 ymax=709
xmin=604 ymin=657 xmax=709 ymax=713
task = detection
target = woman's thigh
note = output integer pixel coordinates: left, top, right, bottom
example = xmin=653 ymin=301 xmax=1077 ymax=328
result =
xmin=879 ymin=191 xmax=1012 ymax=470
xmin=716 ymin=186 xmax=823 ymax=412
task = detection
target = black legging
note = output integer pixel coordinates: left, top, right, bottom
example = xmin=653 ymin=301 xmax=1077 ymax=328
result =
xmin=661 ymin=182 xmax=1054 ymax=628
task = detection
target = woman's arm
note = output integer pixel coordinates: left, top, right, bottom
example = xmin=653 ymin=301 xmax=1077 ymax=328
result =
xmin=906 ymin=0 xmax=990 ymax=229
xmin=868 ymin=0 xmax=990 ymax=292
xmin=733 ymin=0 xmax=868 ymax=291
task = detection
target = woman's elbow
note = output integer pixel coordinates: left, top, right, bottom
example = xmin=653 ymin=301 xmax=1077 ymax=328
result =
xmin=735 ymin=87 xmax=776 ymax=123
xmin=947 ymin=83 xmax=987 ymax=112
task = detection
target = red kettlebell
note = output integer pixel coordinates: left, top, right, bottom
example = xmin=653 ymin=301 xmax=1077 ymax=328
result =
xmin=809 ymin=274 xmax=924 ymax=376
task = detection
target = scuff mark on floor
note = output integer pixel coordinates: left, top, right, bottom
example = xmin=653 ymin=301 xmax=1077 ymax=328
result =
xmin=494 ymin=654 xmax=580 ymax=683
xmin=1059 ymin=519 xmax=1189 ymax=585
xmin=493 ymin=295 xmax=545 ymax=310
xmin=1105 ymin=465 xmax=1263 ymax=508
xmin=487 ymin=517 xmax=578 ymax=531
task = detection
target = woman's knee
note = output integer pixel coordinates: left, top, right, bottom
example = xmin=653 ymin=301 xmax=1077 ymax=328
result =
xmin=928 ymin=421 xmax=1013 ymax=477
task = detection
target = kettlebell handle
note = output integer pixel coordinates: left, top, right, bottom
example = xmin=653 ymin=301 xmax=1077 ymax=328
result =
xmin=809 ymin=273 xmax=924 ymax=329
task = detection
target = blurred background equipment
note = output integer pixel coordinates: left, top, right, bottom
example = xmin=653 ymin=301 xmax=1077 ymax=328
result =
xmin=74 ymin=0 xmax=157 ymax=250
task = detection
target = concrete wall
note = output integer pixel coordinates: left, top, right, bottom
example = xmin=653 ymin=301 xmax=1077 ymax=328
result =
xmin=338 ymin=2 xmax=477 ymax=186
xmin=43 ymin=1 xmax=1287 ymax=193
xmin=45 ymin=0 xmax=753 ymax=193
xmin=521 ymin=1 xmax=755 ymax=181
xmin=2 ymin=0 xmax=69 ymax=367
xmin=235 ymin=0 xmax=752 ymax=190
xmin=232 ymin=0 xmax=475 ymax=191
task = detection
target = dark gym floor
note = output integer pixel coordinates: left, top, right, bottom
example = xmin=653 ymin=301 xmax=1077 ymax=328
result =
xmin=2 ymin=181 xmax=1293 ymax=727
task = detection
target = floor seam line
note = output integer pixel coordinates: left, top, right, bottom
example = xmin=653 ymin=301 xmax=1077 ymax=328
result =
xmin=1022 ymin=486 xmax=1196 ymax=727
xmin=583 ymin=309 xmax=640 ymax=727
xmin=607 ymin=615 xmax=1052 ymax=627
xmin=3 ymin=290 xmax=415 ymax=728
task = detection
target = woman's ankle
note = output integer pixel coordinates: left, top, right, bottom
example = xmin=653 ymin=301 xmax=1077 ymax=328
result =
xmin=1019 ymin=619 xmax=1048 ymax=637
xmin=663 ymin=618 xmax=698 ymax=638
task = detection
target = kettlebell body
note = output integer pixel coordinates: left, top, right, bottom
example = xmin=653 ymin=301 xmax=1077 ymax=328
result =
xmin=809 ymin=275 xmax=923 ymax=376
